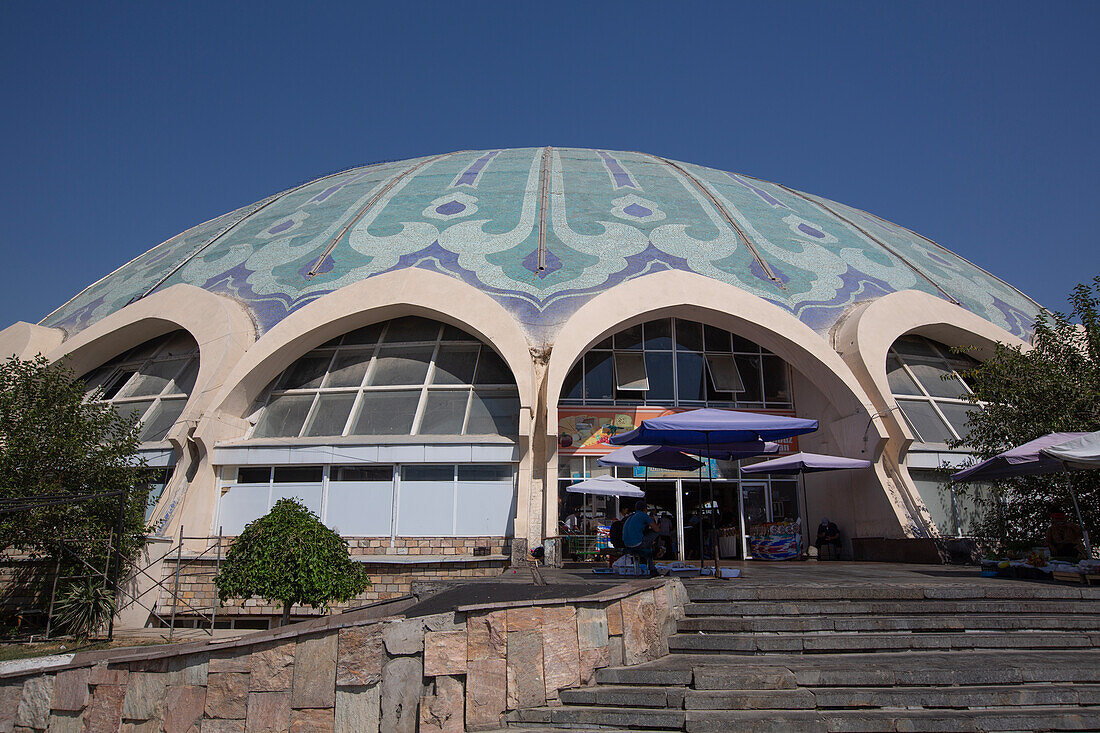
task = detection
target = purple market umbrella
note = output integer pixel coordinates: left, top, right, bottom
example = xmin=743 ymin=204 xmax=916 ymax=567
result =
xmin=741 ymin=452 xmax=872 ymax=475
xmin=597 ymin=445 xmax=705 ymax=471
xmin=609 ymin=408 xmax=819 ymax=447
xmin=676 ymin=440 xmax=782 ymax=461
xmin=611 ymin=409 xmax=819 ymax=572
xmin=952 ymin=432 xmax=1093 ymax=553
xmin=951 ymin=432 xmax=1090 ymax=481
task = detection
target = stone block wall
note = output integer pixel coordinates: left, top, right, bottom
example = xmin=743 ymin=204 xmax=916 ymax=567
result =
xmin=152 ymin=558 xmax=508 ymax=624
xmin=0 ymin=578 xmax=686 ymax=732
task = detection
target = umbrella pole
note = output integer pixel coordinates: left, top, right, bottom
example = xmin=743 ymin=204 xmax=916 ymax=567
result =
xmin=1067 ymin=475 xmax=1091 ymax=556
xmin=706 ymin=433 xmax=720 ymax=576
xmin=697 ymin=462 xmax=705 ymax=565
xmin=800 ymin=471 xmax=809 ymax=557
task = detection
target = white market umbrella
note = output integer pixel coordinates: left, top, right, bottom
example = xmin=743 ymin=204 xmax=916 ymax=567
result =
xmin=566 ymin=475 xmax=645 ymax=498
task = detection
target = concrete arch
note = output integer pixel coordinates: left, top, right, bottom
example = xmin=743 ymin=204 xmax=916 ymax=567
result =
xmin=35 ymin=285 xmax=257 ymax=535
xmin=542 ymin=269 xmax=899 ymax=541
xmin=193 ymin=269 xmax=538 ymax=542
xmin=832 ymin=289 xmax=1030 ymax=537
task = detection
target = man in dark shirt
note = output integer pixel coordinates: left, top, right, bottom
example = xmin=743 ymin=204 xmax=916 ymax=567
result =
xmin=816 ymin=518 xmax=841 ymax=559
xmin=623 ymin=500 xmax=659 ymax=567
xmin=609 ymin=508 xmax=630 ymax=549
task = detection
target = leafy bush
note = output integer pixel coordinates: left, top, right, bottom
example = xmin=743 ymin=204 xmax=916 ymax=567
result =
xmin=214 ymin=498 xmax=370 ymax=625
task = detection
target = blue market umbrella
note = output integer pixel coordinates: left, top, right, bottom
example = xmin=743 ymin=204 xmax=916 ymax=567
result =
xmin=610 ymin=409 xmax=819 ymax=572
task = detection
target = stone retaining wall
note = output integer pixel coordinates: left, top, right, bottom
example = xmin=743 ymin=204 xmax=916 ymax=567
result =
xmin=0 ymin=578 xmax=686 ymax=732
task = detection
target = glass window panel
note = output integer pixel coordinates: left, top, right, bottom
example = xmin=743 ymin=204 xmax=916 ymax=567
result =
xmin=613 ymin=351 xmax=649 ymax=391
xmin=433 ymin=345 xmax=479 ymax=385
xmin=937 ymin=401 xmax=975 ymax=439
xmin=157 ymin=332 xmax=198 ymax=358
xmin=397 ymin=477 xmax=454 ymax=536
xmin=253 ymin=394 xmax=314 ymax=438
xmin=419 ymin=390 xmax=470 ymax=435
xmin=276 ymin=356 xmax=330 ymax=391
xmin=236 ymin=467 xmax=271 ymax=483
xmin=762 ymin=355 xmax=790 ymax=404
xmin=676 ymin=351 xmax=706 ymax=401
xmin=473 ymin=349 xmax=513 ymax=385
xmin=584 ymin=352 xmax=614 ymax=400
xmin=441 ymin=324 xmax=477 ymax=341
xmin=592 ymin=336 xmax=613 ymax=350
xmin=172 ymin=358 xmax=199 ymax=395
xmin=101 ymin=370 xmax=136 ymax=399
xmin=675 ymin=320 xmax=704 ymax=351
xmin=467 ymin=390 xmax=520 ymax=436
xmin=734 ymin=355 xmax=763 ymax=402
xmin=910 ymin=469 xmax=955 ymax=536
xmin=644 ymin=352 xmax=674 ymax=402
xmin=458 ymin=465 xmax=513 ymax=482
xmin=122 ymin=338 xmax=167 ymax=363
xmin=908 ymin=359 xmax=969 ymax=399
xmin=121 ymin=359 xmax=187 ymax=398
xmin=218 ymin=485 xmax=270 ymax=536
xmin=139 ymin=398 xmax=185 ymax=442
xmin=326 ymin=480 xmax=393 ymax=535
xmin=112 ymin=399 xmax=154 ymax=427
xmin=324 ymin=352 xmax=370 ymax=388
xmin=140 ymin=468 xmax=170 ymax=522
xmin=886 ymin=356 xmax=922 ymax=395
xmin=382 ymin=316 xmax=441 ymax=343
xmin=560 ymin=362 xmax=584 ymax=401
xmin=704 ymin=325 xmax=732 ymax=353
xmin=273 ymin=466 xmax=323 ymax=483
xmin=613 ymin=324 xmax=643 ymax=350
xmin=342 ymin=322 xmax=385 ymax=345
xmin=368 ymin=346 xmax=433 ymax=386
xmin=644 ymin=319 xmax=672 ymax=350
xmin=705 ymin=354 xmax=744 ymax=392
xmin=403 ymin=465 xmax=455 ymax=482
xmin=455 ymin=481 xmax=516 ymax=536
xmin=350 ymin=390 xmax=420 ymax=435
xmin=332 ymin=465 xmax=394 ymax=482
xmin=271 ymin=484 xmax=322 ymax=516
xmin=80 ymin=367 xmax=112 ymax=394
xmin=769 ymin=481 xmax=800 ymax=523
xmin=897 ymin=400 xmax=954 ymax=444
xmin=303 ymin=393 xmax=356 ymax=437
xmin=732 ymin=334 xmax=759 ymax=353
xmin=318 ymin=335 xmax=344 ymax=348
xmin=892 ymin=336 xmax=940 ymax=359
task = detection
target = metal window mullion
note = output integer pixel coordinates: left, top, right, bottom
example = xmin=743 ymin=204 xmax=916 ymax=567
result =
xmin=452 ymin=464 xmax=459 ymax=536
xmin=460 ymin=388 xmax=474 ymax=435
xmin=390 ymin=465 xmax=400 ymax=546
xmin=671 ymin=318 xmax=679 ymax=405
xmin=297 ymin=392 xmax=324 ymax=439
xmin=320 ymin=465 xmax=330 ymax=525
xmin=412 ymin=335 xmax=443 ymax=435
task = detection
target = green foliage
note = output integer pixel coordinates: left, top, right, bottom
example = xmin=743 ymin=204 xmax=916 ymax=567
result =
xmin=214 ymin=498 xmax=370 ymax=624
xmin=54 ymin=579 xmax=116 ymax=640
xmin=950 ymin=277 xmax=1100 ymax=551
xmin=0 ymin=355 xmax=149 ymax=615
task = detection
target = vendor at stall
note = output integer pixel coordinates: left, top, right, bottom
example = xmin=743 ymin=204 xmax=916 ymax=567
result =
xmin=1046 ymin=511 xmax=1086 ymax=561
xmin=816 ymin=518 xmax=841 ymax=558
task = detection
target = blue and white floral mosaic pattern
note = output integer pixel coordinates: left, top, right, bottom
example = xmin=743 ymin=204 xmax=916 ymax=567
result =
xmin=42 ymin=148 xmax=1040 ymax=342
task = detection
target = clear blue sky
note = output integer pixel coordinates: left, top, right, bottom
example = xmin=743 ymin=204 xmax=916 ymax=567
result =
xmin=1 ymin=2 xmax=1097 ymax=328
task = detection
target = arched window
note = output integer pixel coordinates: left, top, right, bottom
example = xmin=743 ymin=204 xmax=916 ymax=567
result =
xmin=559 ymin=318 xmax=791 ymax=408
xmin=251 ymin=317 xmax=520 ymax=439
xmin=886 ymin=335 xmax=978 ymax=445
xmin=81 ymin=331 xmax=200 ymax=443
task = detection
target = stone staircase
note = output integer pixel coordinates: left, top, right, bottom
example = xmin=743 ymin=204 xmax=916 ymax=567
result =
xmin=507 ymin=579 xmax=1100 ymax=732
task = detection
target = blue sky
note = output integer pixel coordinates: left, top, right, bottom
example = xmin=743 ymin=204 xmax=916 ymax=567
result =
xmin=1 ymin=2 xmax=1097 ymax=328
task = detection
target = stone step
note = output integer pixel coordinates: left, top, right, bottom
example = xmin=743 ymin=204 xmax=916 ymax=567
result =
xmin=685 ymin=599 xmax=1100 ymax=616
xmin=559 ymin=685 xmax=687 ymax=709
xmin=686 ymin=583 xmax=1100 ymax=603
xmin=669 ymin=630 xmax=1100 ymax=654
xmin=682 ymin=706 xmax=1100 ymax=733
xmin=596 ymin=665 xmax=694 ymax=686
xmin=507 ymin=705 xmax=686 ymax=730
xmin=678 ymin=613 xmax=1100 ymax=633
xmin=682 ymin=684 xmax=1100 ymax=710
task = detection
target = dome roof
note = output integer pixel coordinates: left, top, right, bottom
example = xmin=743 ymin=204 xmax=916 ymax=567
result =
xmin=41 ymin=148 xmax=1039 ymax=342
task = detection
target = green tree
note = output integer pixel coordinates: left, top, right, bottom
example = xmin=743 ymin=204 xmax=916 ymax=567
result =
xmin=0 ymin=355 xmax=149 ymax=632
xmin=950 ymin=277 xmax=1100 ymax=552
xmin=213 ymin=498 xmax=370 ymax=626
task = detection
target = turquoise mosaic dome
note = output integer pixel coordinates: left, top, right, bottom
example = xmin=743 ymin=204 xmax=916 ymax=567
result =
xmin=41 ymin=148 xmax=1040 ymax=342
